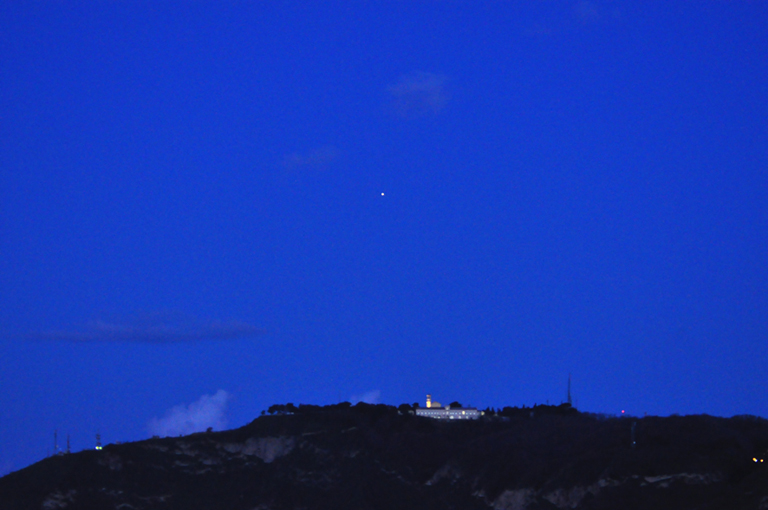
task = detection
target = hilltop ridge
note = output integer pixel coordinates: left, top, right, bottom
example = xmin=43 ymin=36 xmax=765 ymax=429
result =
xmin=2 ymin=403 xmax=768 ymax=509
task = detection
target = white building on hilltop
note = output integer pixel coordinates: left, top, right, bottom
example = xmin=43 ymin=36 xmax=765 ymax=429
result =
xmin=415 ymin=394 xmax=482 ymax=420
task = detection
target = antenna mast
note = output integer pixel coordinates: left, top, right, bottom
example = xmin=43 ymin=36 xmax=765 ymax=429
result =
xmin=567 ymin=373 xmax=573 ymax=406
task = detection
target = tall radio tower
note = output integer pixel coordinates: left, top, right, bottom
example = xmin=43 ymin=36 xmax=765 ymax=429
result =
xmin=567 ymin=373 xmax=573 ymax=406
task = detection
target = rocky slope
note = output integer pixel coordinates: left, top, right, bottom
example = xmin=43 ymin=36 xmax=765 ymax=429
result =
xmin=2 ymin=403 xmax=768 ymax=509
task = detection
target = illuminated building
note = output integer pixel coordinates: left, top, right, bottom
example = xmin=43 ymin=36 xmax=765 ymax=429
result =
xmin=415 ymin=394 xmax=481 ymax=420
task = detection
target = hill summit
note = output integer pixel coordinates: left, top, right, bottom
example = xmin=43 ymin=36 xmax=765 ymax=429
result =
xmin=2 ymin=403 xmax=768 ymax=509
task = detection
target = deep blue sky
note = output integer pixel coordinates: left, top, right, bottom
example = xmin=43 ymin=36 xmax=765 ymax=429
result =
xmin=2 ymin=1 xmax=767 ymax=475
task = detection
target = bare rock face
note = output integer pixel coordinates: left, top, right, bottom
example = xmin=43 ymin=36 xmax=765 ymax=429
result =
xmin=221 ymin=436 xmax=295 ymax=463
xmin=97 ymin=453 xmax=123 ymax=471
xmin=426 ymin=462 xmax=462 ymax=485
xmin=543 ymin=484 xmax=600 ymax=509
xmin=493 ymin=488 xmax=534 ymax=510
xmin=41 ymin=489 xmax=76 ymax=509
xmin=1 ymin=403 xmax=767 ymax=510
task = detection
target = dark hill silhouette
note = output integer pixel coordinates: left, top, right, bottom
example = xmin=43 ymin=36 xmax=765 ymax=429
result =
xmin=1 ymin=403 xmax=767 ymax=509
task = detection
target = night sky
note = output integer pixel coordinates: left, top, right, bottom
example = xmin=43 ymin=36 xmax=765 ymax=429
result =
xmin=2 ymin=2 xmax=767 ymax=475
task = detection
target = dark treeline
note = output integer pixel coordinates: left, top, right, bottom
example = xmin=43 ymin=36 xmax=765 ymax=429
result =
xmin=265 ymin=401 xmax=580 ymax=418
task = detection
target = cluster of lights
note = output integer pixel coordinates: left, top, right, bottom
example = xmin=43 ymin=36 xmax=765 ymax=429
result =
xmin=753 ymin=458 xmax=764 ymax=463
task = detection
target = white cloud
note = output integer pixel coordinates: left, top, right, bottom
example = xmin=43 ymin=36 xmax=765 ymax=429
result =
xmin=574 ymin=1 xmax=622 ymax=25
xmin=148 ymin=390 xmax=231 ymax=437
xmin=350 ymin=390 xmax=381 ymax=405
xmin=281 ymin=145 xmax=338 ymax=171
xmin=23 ymin=313 xmax=264 ymax=343
xmin=575 ymin=1 xmax=601 ymax=23
xmin=388 ymin=72 xmax=449 ymax=118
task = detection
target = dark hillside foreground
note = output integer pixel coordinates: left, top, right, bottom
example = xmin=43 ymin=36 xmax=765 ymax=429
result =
xmin=1 ymin=403 xmax=768 ymax=509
